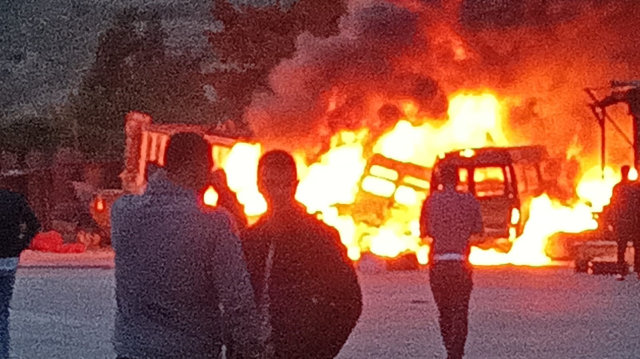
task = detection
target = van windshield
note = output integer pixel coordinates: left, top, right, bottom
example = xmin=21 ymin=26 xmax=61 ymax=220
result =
xmin=450 ymin=166 xmax=508 ymax=198
xmin=473 ymin=166 xmax=506 ymax=198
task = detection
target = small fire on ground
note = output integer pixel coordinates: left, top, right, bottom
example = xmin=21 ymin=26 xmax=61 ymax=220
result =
xmin=205 ymin=92 xmax=623 ymax=267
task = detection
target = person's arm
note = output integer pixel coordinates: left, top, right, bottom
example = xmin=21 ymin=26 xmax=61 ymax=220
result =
xmin=328 ymin=227 xmax=362 ymax=311
xmin=609 ymin=184 xmax=622 ymax=221
xmin=310 ymin=227 xmax=362 ymax=358
xmin=110 ymin=196 xmax=134 ymax=252
xmin=219 ymin=195 xmax=248 ymax=233
xmin=325 ymin=226 xmax=353 ymax=267
xmin=212 ymin=169 xmax=248 ymax=231
xmin=17 ymin=193 xmax=40 ymax=251
xmin=210 ymin=213 xmax=262 ymax=358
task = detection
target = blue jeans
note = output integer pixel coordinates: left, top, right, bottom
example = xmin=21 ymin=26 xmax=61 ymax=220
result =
xmin=0 ymin=271 xmax=16 ymax=359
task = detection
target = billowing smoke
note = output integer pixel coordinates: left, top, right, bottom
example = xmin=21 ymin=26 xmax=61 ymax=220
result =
xmin=444 ymin=0 xmax=640 ymax=166
xmin=246 ymin=0 xmax=640 ymax=168
xmin=245 ymin=0 xmax=447 ymax=153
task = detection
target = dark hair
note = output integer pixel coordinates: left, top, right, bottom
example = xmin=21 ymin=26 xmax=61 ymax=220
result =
xmin=439 ymin=163 xmax=457 ymax=186
xmin=164 ymin=132 xmax=211 ymax=175
xmin=258 ymin=150 xmax=297 ymax=185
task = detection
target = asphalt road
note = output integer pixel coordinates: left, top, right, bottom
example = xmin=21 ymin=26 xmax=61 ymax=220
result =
xmin=8 ymin=266 xmax=640 ymax=359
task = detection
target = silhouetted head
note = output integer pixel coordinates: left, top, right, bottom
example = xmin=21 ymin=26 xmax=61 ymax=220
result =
xmin=439 ymin=163 xmax=458 ymax=189
xmin=621 ymin=165 xmax=631 ymax=182
xmin=164 ymin=132 xmax=211 ymax=191
xmin=258 ymin=150 xmax=298 ymax=209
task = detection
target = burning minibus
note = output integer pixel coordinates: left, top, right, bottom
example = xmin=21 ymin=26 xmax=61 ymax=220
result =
xmin=431 ymin=146 xmax=549 ymax=243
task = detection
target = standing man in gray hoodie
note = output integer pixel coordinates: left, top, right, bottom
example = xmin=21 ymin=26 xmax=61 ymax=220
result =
xmin=111 ymin=132 xmax=262 ymax=359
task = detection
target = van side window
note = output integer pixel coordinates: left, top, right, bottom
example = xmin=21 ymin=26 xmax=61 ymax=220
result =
xmin=473 ymin=166 xmax=506 ymax=197
xmin=514 ymin=164 xmax=527 ymax=193
xmin=505 ymin=166 xmax=515 ymax=194
xmin=457 ymin=168 xmax=470 ymax=193
xmin=525 ymin=165 xmax=539 ymax=192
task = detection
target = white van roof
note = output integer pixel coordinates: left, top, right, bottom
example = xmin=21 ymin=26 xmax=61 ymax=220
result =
xmin=438 ymin=145 xmax=548 ymax=167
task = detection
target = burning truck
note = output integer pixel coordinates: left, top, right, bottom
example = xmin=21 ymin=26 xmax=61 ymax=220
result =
xmin=89 ymin=112 xmax=255 ymax=242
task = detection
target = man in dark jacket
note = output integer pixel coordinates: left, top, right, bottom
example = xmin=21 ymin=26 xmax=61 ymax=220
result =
xmin=609 ymin=165 xmax=639 ymax=280
xmin=0 ymin=189 xmax=40 ymax=359
xmin=242 ymin=150 xmax=362 ymax=359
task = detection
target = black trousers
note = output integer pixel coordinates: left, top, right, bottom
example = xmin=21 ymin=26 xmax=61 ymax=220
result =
xmin=616 ymin=228 xmax=640 ymax=276
xmin=0 ymin=271 xmax=16 ymax=359
xmin=429 ymin=261 xmax=473 ymax=359
xmin=617 ymin=238 xmax=629 ymax=276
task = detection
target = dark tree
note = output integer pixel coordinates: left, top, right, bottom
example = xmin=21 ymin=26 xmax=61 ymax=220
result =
xmin=67 ymin=7 xmax=213 ymax=160
xmin=208 ymin=0 xmax=347 ymax=121
xmin=0 ymin=117 xmax=62 ymax=162
xmin=66 ymin=7 xmax=159 ymax=159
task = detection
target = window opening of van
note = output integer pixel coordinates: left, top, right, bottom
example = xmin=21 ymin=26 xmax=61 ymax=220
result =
xmin=394 ymin=185 xmax=419 ymax=206
xmin=514 ymin=164 xmax=527 ymax=193
xmin=505 ymin=166 xmax=515 ymax=194
xmin=525 ymin=165 xmax=539 ymax=192
xmin=404 ymin=176 xmax=430 ymax=190
xmin=473 ymin=166 xmax=506 ymax=197
xmin=457 ymin=168 xmax=470 ymax=193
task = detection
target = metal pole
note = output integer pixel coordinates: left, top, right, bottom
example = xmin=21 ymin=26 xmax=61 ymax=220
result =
xmin=585 ymin=89 xmax=633 ymax=148
xmin=601 ymin=111 xmax=606 ymax=179
xmin=589 ymin=104 xmax=606 ymax=179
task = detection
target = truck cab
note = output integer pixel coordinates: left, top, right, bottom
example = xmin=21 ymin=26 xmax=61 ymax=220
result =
xmin=89 ymin=112 xmax=248 ymax=241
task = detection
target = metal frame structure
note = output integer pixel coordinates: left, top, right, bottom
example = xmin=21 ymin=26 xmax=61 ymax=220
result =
xmin=586 ymin=81 xmax=640 ymax=177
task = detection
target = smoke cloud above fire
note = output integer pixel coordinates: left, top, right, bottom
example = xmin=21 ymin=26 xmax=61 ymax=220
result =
xmin=452 ymin=0 xmax=640 ymax=166
xmin=246 ymin=0 xmax=640 ymax=164
xmin=245 ymin=0 xmax=448 ymax=152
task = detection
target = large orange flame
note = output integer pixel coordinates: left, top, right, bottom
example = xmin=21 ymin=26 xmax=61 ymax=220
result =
xmin=215 ymin=91 xmax=618 ymax=267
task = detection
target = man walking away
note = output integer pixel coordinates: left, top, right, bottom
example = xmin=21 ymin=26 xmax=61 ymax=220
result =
xmin=610 ymin=165 xmax=638 ymax=280
xmin=242 ymin=150 xmax=362 ymax=359
xmin=420 ymin=163 xmax=484 ymax=359
xmin=111 ymin=132 xmax=262 ymax=359
xmin=0 ymin=188 xmax=40 ymax=359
